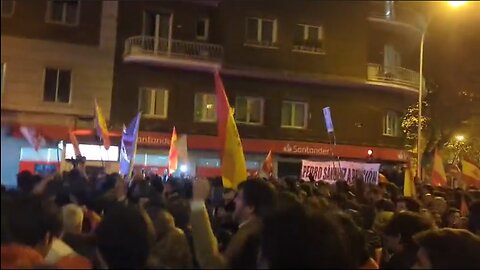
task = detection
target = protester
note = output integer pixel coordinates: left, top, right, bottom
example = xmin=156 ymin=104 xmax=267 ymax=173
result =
xmin=412 ymin=228 xmax=480 ymax=269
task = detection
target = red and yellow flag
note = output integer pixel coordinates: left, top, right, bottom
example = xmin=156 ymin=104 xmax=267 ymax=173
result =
xmin=168 ymin=126 xmax=178 ymax=174
xmin=431 ymin=149 xmax=447 ymax=187
xmin=462 ymin=160 xmax=480 ymax=188
xmin=215 ymin=71 xmax=247 ymax=189
xmin=94 ymin=99 xmax=110 ymax=150
xmin=69 ymin=129 xmax=81 ymax=157
xmin=261 ymin=150 xmax=274 ymax=176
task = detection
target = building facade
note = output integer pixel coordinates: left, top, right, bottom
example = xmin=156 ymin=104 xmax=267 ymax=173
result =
xmin=1 ymin=0 xmax=118 ymax=186
xmin=110 ymin=0 xmax=424 ymax=183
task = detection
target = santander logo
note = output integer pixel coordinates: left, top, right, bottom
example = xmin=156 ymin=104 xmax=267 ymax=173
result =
xmin=282 ymin=143 xmax=330 ymax=156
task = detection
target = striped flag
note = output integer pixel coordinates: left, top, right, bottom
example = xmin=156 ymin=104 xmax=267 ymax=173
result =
xmin=19 ymin=126 xmax=46 ymax=151
xmin=431 ymin=148 xmax=447 ymax=187
xmin=261 ymin=150 xmax=274 ymax=176
xmin=168 ymin=126 xmax=178 ymax=174
xmin=215 ymin=71 xmax=247 ymax=189
xmin=462 ymin=160 xmax=480 ymax=188
xmin=94 ymin=99 xmax=110 ymax=150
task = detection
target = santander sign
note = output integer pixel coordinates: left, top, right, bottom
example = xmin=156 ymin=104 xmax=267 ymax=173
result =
xmin=282 ymin=144 xmax=330 ymax=156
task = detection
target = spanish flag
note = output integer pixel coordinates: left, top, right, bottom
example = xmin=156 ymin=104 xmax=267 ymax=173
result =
xmin=261 ymin=150 xmax=274 ymax=177
xmin=462 ymin=160 xmax=480 ymax=188
xmin=403 ymin=166 xmax=416 ymax=197
xmin=168 ymin=126 xmax=178 ymax=174
xmin=94 ymin=99 xmax=110 ymax=150
xmin=431 ymin=148 xmax=447 ymax=187
xmin=215 ymin=71 xmax=247 ymax=189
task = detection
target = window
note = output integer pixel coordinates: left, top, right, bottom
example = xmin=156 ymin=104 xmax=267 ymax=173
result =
xmin=281 ymin=101 xmax=308 ymax=128
xmin=43 ymin=68 xmax=71 ymax=103
xmin=194 ymin=93 xmax=217 ymax=122
xmin=383 ymin=111 xmax=400 ymax=136
xmin=1 ymin=63 xmax=5 ymax=96
xmin=46 ymin=0 xmax=80 ymax=25
xmin=293 ymin=24 xmax=325 ymax=53
xmin=1 ymin=0 xmax=15 ymax=17
xmin=196 ymin=18 xmax=209 ymax=40
xmin=235 ymin=96 xmax=264 ymax=125
xmin=139 ymin=88 xmax=169 ymax=118
xmin=245 ymin=17 xmax=277 ymax=47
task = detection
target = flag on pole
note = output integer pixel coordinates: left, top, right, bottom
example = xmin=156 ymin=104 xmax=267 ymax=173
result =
xmin=168 ymin=126 xmax=178 ymax=174
xmin=431 ymin=148 xmax=447 ymax=187
xmin=69 ymin=129 xmax=81 ymax=157
xmin=215 ymin=71 xmax=247 ymax=189
xmin=19 ymin=126 xmax=46 ymax=151
xmin=403 ymin=166 xmax=416 ymax=197
xmin=261 ymin=150 xmax=274 ymax=176
xmin=119 ymin=112 xmax=141 ymax=177
xmin=461 ymin=159 xmax=480 ymax=188
xmin=94 ymin=99 xmax=110 ymax=150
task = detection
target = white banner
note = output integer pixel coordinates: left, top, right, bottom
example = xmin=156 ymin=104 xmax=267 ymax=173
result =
xmin=300 ymin=160 xmax=381 ymax=185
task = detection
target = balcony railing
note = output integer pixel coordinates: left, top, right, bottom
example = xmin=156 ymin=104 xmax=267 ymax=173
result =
xmin=124 ymin=35 xmax=223 ymax=63
xmin=367 ymin=63 xmax=425 ymax=91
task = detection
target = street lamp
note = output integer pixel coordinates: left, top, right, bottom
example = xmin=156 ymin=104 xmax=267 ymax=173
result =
xmin=455 ymin=135 xmax=465 ymax=142
xmin=416 ymin=1 xmax=467 ymax=181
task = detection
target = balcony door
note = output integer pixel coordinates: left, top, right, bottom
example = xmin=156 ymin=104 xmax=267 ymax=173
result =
xmin=383 ymin=44 xmax=401 ymax=75
xmin=144 ymin=11 xmax=172 ymax=54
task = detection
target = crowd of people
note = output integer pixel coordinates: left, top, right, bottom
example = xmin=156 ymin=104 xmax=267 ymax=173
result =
xmin=1 ymin=163 xmax=480 ymax=269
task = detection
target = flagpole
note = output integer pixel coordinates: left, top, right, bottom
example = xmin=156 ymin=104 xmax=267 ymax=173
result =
xmin=127 ymin=115 xmax=141 ymax=178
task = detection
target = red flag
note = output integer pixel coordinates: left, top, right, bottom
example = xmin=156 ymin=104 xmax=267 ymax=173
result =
xmin=69 ymin=130 xmax=81 ymax=157
xmin=431 ymin=149 xmax=447 ymax=187
xmin=262 ymin=150 xmax=273 ymax=176
xmin=19 ymin=126 xmax=46 ymax=151
xmin=168 ymin=126 xmax=178 ymax=174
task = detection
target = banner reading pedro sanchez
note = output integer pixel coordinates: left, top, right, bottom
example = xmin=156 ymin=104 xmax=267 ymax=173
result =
xmin=300 ymin=160 xmax=381 ymax=185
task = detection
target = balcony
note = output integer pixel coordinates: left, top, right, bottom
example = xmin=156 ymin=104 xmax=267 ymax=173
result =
xmin=367 ymin=63 xmax=425 ymax=93
xmin=368 ymin=4 xmax=425 ymax=32
xmin=123 ymin=36 xmax=223 ymax=70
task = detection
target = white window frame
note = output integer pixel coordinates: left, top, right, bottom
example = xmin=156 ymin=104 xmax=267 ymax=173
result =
xmin=1 ymin=63 xmax=5 ymax=97
xmin=45 ymin=0 xmax=81 ymax=26
xmin=383 ymin=111 xmax=400 ymax=137
xmin=281 ymin=101 xmax=308 ymax=129
xmin=196 ymin=18 xmax=209 ymax=40
xmin=139 ymin=88 xmax=169 ymax=119
xmin=42 ymin=68 xmax=72 ymax=104
xmin=235 ymin=96 xmax=264 ymax=125
xmin=293 ymin=24 xmax=325 ymax=54
xmin=194 ymin=93 xmax=217 ymax=123
xmin=1 ymin=0 xmax=15 ymax=17
xmin=245 ymin=17 xmax=278 ymax=48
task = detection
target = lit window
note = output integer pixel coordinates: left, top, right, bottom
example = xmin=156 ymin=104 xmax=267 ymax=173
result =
xmin=194 ymin=93 xmax=217 ymax=122
xmin=383 ymin=111 xmax=400 ymax=136
xmin=1 ymin=0 xmax=15 ymax=17
xmin=43 ymin=68 xmax=71 ymax=103
xmin=196 ymin=18 xmax=209 ymax=40
xmin=235 ymin=96 xmax=264 ymax=125
xmin=139 ymin=88 xmax=169 ymax=118
xmin=281 ymin=101 xmax=308 ymax=129
xmin=293 ymin=24 xmax=325 ymax=53
xmin=46 ymin=0 xmax=80 ymax=25
xmin=245 ymin=17 xmax=277 ymax=47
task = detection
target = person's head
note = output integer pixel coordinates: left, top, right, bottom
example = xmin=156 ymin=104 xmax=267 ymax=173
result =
xmin=5 ymin=195 xmax=62 ymax=256
xmin=375 ymin=198 xmax=395 ymax=213
xmin=366 ymin=185 xmax=383 ymax=204
xmin=383 ymin=211 xmax=434 ymax=253
xmin=444 ymin=208 xmax=461 ymax=228
xmin=61 ymin=204 xmax=84 ymax=234
xmin=163 ymin=178 xmax=182 ymax=199
xmin=223 ymin=188 xmax=236 ymax=204
xmin=412 ymin=228 xmax=480 ymax=269
xmin=95 ymin=205 xmax=152 ymax=269
xmin=432 ymin=196 xmax=447 ymax=215
xmin=165 ymin=198 xmax=190 ymax=231
xmin=233 ymin=180 xmax=276 ymax=223
xmin=16 ymin=171 xmax=34 ymax=194
xmin=334 ymin=211 xmax=369 ymax=268
xmin=467 ymin=200 xmax=480 ymax=235
xmin=258 ymin=197 xmax=351 ymax=268
xmin=396 ymin=196 xmax=422 ymax=213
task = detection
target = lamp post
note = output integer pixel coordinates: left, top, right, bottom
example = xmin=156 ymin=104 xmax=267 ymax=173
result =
xmin=416 ymin=1 xmax=467 ymax=181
